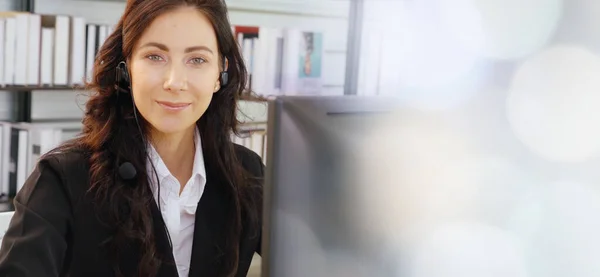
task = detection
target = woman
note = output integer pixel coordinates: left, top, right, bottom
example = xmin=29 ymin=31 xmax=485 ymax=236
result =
xmin=0 ymin=0 xmax=263 ymax=276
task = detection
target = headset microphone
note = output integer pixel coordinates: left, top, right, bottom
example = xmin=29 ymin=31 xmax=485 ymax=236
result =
xmin=118 ymin=162 xmax=137 ymax=180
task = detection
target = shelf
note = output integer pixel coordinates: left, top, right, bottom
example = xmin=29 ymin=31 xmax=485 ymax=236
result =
xmin=0 ymin=85 xmax=87 ymax=91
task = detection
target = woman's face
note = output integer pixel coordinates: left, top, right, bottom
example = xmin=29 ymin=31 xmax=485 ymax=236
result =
xmin=129 ymin=6 xmax=221 ymax=137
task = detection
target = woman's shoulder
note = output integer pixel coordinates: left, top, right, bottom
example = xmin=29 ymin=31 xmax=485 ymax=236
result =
xmin=14 ymin=143 xmax=91 ymax=211
xmin=40 ymin=143 xmax=91 ymax=175
xmin=32 ymin=143 xmax=93 ymax=199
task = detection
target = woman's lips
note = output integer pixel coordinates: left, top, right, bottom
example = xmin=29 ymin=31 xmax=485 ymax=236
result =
xmin=156 ymin=101 xmax=191 ymax=111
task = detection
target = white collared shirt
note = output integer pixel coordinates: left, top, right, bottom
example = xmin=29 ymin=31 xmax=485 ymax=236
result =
xmin=146 ymin=128 xmax=206 ymax=277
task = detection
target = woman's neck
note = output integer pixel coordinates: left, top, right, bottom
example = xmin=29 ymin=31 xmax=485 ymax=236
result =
xmin=150 ymin=126 xmax=196 ymax=194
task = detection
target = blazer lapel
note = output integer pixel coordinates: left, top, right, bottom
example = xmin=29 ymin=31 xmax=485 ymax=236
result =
xmin=188 ymin=167 xmax=231 ymax=277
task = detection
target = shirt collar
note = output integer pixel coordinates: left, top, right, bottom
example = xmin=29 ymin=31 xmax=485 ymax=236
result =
xmin=146 ymin=127 xmax=206 ymax=185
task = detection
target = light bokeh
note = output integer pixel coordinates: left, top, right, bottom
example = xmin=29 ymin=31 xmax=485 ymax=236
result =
xmin=377 ymin=1 xmax=485 ymax=111
xmin=438 ymin=0 xmax=563 ymax=60
xmin=507 ymin=180 xmax=600 ymax=277
xmin=506 ymin=45 xmax=600 ymax=162
xmin=408 ymin=222 xmax=529 ymax=277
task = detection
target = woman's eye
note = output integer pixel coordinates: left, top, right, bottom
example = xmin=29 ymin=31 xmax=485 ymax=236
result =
xmin=147 ymin=55 xmax=163 ymax=61
xmin=190 ymin=57 xmax=206 ymax=64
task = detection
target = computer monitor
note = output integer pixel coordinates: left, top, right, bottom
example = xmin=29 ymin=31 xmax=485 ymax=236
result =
xmin=261 ymin=95 xmax=400 ymax=277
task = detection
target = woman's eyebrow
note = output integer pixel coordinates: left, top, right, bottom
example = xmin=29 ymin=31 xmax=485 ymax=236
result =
xmin=139 ymin=42 xmax=214 ymax=55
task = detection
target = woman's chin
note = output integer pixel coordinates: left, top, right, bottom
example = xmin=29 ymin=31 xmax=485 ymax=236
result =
xmin=150 ymin=120 xmax=195 ymax=136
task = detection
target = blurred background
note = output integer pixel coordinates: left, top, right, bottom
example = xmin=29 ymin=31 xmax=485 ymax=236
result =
xmin=1 ymin=0 xmax=600 ymax=276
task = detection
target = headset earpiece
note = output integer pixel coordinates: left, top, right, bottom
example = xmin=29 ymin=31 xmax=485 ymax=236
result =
xmin=219 ymin=57 xmax=228 ymax=87
xmin=115 ymin=61 xmax=131 ymax=95
xmin=220 ymin=71 xmax=228 ymax=87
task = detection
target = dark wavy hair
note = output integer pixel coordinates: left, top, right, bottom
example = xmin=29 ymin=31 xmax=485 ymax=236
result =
xmin=54 ymin=0 xmax=259 ymax=276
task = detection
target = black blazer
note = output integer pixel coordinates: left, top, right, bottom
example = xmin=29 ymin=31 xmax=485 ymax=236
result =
xmin=0 ymin=144 xmax=264 ymax=277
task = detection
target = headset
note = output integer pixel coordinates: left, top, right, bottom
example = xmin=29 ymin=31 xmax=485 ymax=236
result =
xmin=115 ymin=56 xmax=229 ymax=181
xmin=115 ymin=57 xmax=229 ymax=96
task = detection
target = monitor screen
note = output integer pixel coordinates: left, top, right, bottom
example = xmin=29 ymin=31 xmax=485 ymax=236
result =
xmin=262 ymin=95 xmax=400 ymax=277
